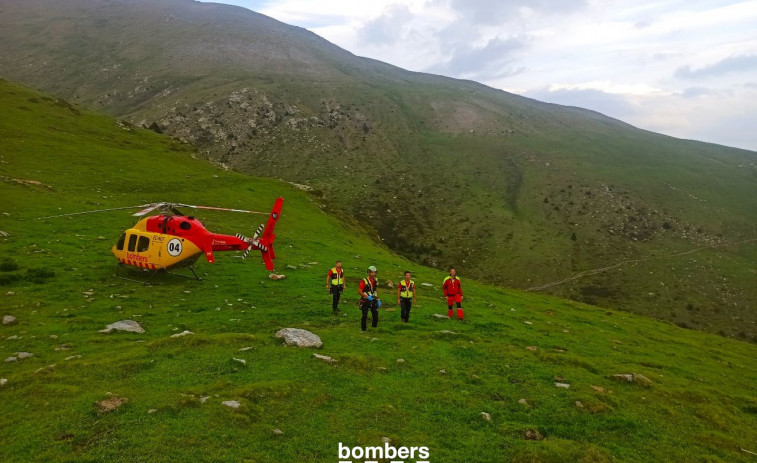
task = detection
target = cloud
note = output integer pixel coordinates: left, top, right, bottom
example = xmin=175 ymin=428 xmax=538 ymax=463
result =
xmin=675 ymin=54 xmax=757 ymax=80
xmin=359 ymin=4 xmax=414 ymax=45
xmin=522 ymin=86 xmax=640 ymax=119
xmin=441 ymin=0 xmax=588 ymax=25
xmin=428 ymin=36 xmax=528 ymax=79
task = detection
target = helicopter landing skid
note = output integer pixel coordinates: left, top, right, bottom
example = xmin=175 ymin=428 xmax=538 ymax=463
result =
xmin=115 ymin=263 xmax=202 ymax=285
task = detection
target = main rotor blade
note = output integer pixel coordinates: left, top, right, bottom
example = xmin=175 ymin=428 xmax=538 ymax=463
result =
xmin=132 ymin=203 xmax=168 ymax=216
xmin=38 ymin=205 xmax=153 ymax=220
xmin=175 ymin=204 xmax=268 ymax=215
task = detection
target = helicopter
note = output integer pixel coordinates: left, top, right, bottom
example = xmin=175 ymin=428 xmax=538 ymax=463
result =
xmin=40 ymin=197 xmax=283 ymax=282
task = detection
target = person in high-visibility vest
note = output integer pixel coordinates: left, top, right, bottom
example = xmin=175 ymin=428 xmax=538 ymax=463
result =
xmin=326 ymin=260 xmax=346 ymax=315
xmin=397 ymin=270 xmax=416 ymax=323
xmin=442 ymin=267 xmax=464 ymax=320
xmin=358 ymin=265 xmax=381 ymax=331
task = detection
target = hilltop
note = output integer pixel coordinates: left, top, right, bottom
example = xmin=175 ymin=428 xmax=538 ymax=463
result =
xmin=0 ymin=0 xmax=756 ymax=339
xmin=2 ymin=80 xmax=757 ymax=462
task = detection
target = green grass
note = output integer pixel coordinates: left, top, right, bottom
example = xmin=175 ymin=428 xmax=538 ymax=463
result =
xmin=2 ymin=80 xmax=757 ymax=462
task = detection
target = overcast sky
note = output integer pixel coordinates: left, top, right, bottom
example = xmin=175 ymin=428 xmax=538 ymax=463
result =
xmin=207 ymin=0 xmax=757 ymax=151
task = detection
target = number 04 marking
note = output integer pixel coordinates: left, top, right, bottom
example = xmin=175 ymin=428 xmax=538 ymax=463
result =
xmin=167 ymin=238 xmax=183 ymax=257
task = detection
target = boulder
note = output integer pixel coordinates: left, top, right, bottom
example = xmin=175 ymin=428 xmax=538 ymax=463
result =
xmin=275 ymin=328 xmax=322 ymax=348
xmin=99 ymin=320 xmax=145 ymax=334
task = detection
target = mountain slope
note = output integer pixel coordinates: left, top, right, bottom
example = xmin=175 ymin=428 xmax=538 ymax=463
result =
xmin=2 ymin=80 xmax=757 ymax=462
xmin=1 ymin=0 xmax=756 ymax=339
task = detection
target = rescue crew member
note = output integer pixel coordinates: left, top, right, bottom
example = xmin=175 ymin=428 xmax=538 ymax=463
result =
xmin=397 ymin=270 xmax=416 ymax=323
xmin=358 ymin=265 xmax=381 ymax=331
xmin=326 ymin=260 xmax=346 ymax=315
xmin=442 ymin=267 xmax=464 ymax=320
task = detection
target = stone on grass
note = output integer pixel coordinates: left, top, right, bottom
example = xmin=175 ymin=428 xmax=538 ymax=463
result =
xmin=396 ymin=358 xmax=405 ymax=364
xmin=96 ymin=396 xmax=127 ymax=413
xmin=171 ymin=330 xmax=194 ymax=338
xmin=518 ymin=398 xmax=530 ymax=406
xmin=199 ymin=396 xmax=210 ymax=404
xmin=525 ymin=346 xmax=538 ymax=351
xmin=439 ymin=369 xmax=447 ymax=375
xmin=272 ymin=428 xmax=284 ymax=435
xmin=275 ymin=328 xmax=322 ymax=348
xmin=147 ymin=409 xmax=158 ymax=414
xmin=480 ymin=412 xmax=492 ymax=422
xmin=5 ymin=356 xmax=17 ymax=363
xmin=232 ymin=358 xmax=246 ymax=365
xmin=591 ymin=385 xmax=606 ymax=393
xmin=268 ymin=273 xmax=286 ymax=280
xmin=438 ymin=330 xmax=457 ymax=335
xmin=16 ymin=352 xmax=34 ymax=360
xmin=554 ymin=382 xmax=571 ymax=389
xmin=523 ymin=429 xmax=544 ymax=441
xmin=222 ymin=400 xmax=241 ymax=409
xmin=99 ymin=320 xmax=144 ymax=334
xmin=0 ymin=378 xmax=7 ymax=386
xmin=432 ymin=313 xmax=448 ymax=319
xmin=65 ymin=355 xmax=82 ymax=361
xmin=3 ymin=315 xmax=16 ymax=325
xmin=313 ymin=353 xmax=336 ymax=364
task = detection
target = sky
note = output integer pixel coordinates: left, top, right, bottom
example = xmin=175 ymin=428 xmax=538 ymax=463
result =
xmin=205 ymin=0 xmax=757 ymax=151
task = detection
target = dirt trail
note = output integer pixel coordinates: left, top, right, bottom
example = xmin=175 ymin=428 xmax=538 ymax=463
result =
xmin=526 ymin=238 xmax=757 ymax=291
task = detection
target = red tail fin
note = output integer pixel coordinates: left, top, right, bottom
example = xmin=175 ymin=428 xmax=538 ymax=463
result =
xmin=259 ymin=197 xmax=282 ymax=270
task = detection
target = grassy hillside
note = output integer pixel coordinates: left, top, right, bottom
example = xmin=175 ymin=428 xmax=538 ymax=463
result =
xmin=1 ymin=0 xmax=756 ymax=339
xmin=2 ymin=81 xmax=757 ymax=462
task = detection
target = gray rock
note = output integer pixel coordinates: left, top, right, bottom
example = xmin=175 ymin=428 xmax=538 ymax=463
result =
xmin=272 ymin=428 xmax=284 ymax=435
xmin=438 ymin=330 xmax=457 ymax=335
xmin=65 ymin=355 xmax=82 ymax=361
xmin=554 ymin=382 xmax=571 ymax=389
xmin=99 ymin=320 xmax=145 ymax=334
xmin=275 ymin=328 xmax=322 ymax=348
xmin=199 ymin=396 xmax=210 ymax=404
xmin=170 ymin=330 xmax=193 ymax=338
xmin=222 ymin=400 xmax=241 ymax=409
xmin=396 ymin=358 xmax=405 ymax=363
xmin=0 ymin=378 xmax=7 ymax=386
xmin=232 ymin=358 xmax=246 ymax=365
xmin=16 ymin=352 xmax=34 ymax=360
xmin=481 ymin=412 xmax=492 ymax=422
xmin=4 ymin=356 xmax=17 ymax=363
xmin=609 ymin=373 xmax=653 ymax=386
xmin=518 ymin=398 xmax=530 ymax=406
xmin=2 ymin=315 xmax=16 ymax=325
xmin=432 ymin=313 xmax=448 ymax=319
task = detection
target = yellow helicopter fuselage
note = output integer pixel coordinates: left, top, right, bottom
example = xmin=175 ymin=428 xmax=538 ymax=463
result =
xmin=111 ymin=218 xmax=203 ymax=270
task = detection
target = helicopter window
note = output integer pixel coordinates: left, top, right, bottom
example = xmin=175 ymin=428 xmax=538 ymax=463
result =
xmin=116 ymin=233 xmax=126 ymax=251
xmin=127 ymin=234 xmax=137 ymax=252
xmin=137 ymin=236 xmax=150 ymax=253
xmin=179 ymin=221 xmax=191 ymax=230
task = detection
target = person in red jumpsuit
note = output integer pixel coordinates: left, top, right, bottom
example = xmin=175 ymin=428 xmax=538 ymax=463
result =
xmin=442 ymin=267 xmax=464 ymax=320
